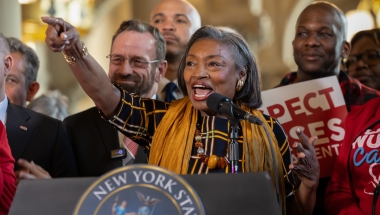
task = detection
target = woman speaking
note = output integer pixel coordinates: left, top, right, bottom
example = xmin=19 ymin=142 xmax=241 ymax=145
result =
xmin=42 ymin=16 xmax=319 ymax=215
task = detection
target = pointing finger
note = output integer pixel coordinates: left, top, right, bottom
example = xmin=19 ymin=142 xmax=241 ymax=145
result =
xmin=296 ymin=128 xmax=317 ymax=150
xmin=41 ymin=16 xmax=59 ymax=25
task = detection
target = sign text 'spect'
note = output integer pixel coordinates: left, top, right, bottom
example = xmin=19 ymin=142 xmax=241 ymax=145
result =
xmin=259 ymin=77 xmax=348 ymax=178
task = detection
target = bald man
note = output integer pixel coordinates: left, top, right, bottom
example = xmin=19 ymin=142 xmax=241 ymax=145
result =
xmin=277 ymin=2 xmax=379 ymax=111
xmin=276 ymin=2 xmax=380 ymax=214
xmin=151 ymin=0 xmax=201 ymax=102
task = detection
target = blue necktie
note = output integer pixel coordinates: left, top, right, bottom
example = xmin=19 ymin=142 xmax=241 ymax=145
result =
xmin=164 ymin=82 xmax=177 ymax=103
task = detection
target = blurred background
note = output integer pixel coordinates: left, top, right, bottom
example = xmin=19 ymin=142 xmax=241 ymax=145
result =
xmin=0 ymin=0 xmax=378 ymax=114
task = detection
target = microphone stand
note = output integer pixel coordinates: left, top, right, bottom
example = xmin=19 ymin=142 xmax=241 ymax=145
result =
xmin=228 ymin=122 xmax=239 ymax=173
xmin=220 ymin=103 xmax=240 ymax=173
xmin=244 ymin=113 xmax=280 ymax=201
xmin=216 ymin=98 xmax=281 ymax=213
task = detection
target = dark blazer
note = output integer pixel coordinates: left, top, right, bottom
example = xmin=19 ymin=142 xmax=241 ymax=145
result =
xmin=63 ymin=107 xmax=147 ymax=177
xmin=6 ymin=102 xmax=77 ymax=177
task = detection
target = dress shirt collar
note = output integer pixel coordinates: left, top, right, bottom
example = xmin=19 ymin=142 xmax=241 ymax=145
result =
xmin=0 ymin=95 xmax=8 ymax=125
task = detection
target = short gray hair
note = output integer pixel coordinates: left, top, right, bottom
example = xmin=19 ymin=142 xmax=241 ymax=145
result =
xmin=112 ymin=20 xmax=166 ymax=61
xmin=178 ymin=25 xmax=262 ymax=108
xmin=6 ymin=37 xmax=40 ymax=88
xmin=27 ymin=90 xmax=69 ymax=121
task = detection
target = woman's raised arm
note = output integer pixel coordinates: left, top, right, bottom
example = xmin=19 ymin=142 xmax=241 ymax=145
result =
xmin=42 ymin=16 xmax=120 ymax=118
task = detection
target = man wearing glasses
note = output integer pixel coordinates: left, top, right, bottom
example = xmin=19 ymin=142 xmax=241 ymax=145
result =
xmin=63 ymin=20 xmax=167 ymax=177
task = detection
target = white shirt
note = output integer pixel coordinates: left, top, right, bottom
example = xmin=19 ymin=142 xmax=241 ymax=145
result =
xmin=0 ymin=95 xmax=8 ymax=125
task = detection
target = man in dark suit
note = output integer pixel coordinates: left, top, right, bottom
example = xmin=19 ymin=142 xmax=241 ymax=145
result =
xmin=3 ymin=37 xmax=77 ymax=179
xmin=63 ymin=20 xmax=167 ymax=177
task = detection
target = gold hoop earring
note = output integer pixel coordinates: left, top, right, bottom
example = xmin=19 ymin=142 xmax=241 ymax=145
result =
xmin=235 ymin=79 xmax=244 ymax=92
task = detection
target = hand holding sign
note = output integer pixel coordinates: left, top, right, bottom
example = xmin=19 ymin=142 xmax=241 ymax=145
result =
xmin=260 ymin=77 xmax=347 ymax=177
xmin=290 ymin=128 xmax=320 ymax=188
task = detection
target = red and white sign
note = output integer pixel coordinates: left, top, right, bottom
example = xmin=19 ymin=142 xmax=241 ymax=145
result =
xmin=259 ymin=76 xmax=348 ymax=178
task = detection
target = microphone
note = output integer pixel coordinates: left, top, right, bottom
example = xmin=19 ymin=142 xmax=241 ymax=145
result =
xmin=206 ymin=93 xmax=263 ymax=125
xmin=207 ymin=93 xmax=281 ymax=212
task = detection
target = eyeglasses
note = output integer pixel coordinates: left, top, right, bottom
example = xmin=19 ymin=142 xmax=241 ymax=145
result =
xmin=345 ymin=50 xmax=380 ymax=69
xmin=106 ymin=54 xmax=159 ymax=69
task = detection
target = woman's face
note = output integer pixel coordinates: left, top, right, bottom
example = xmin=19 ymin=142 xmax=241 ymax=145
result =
xmin=347 ymin=36 xmax=380 ymax=91
xmin=183 ymin=39 xmax=246 ymax=115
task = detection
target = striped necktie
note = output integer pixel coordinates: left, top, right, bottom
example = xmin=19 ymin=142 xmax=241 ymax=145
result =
xmin=164 ymin=82 xmax=177 ymax=103
xmin=122 ymin=136 xmax=139 ymax=166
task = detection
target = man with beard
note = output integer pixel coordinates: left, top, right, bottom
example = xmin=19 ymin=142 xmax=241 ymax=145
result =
xmin=275 ymin=2 xmax=380 ymax=214
xmin=151 ymin=0 xmax=201 ymax=103
xmin=63 ymin=20 xmax=167 ymax=176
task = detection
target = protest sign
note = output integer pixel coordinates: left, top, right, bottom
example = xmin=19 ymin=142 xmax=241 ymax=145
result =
xmin=260 ymin=76 xmax=347 ymax=177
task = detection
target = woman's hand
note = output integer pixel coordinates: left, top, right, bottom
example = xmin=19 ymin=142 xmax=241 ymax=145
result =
xmin=287 ymin=128 xmax=320 ymax=215
xmin=41 ymin=16 xmax=80 ymax=52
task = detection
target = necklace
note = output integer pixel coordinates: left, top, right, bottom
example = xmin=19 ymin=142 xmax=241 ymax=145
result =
xmin=194 ymin=126 xmax=229 ymax=170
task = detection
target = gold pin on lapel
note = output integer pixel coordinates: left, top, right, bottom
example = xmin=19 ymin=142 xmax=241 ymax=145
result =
xmin=20 ymin=126 xmax=27 ymax=131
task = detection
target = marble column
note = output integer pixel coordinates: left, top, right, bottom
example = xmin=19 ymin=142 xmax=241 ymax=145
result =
xmin=0 ymin=0 xmax=21 ymax=38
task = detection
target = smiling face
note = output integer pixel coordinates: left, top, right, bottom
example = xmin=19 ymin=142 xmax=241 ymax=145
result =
xmin=150 ymin=0 xmax=201 ymax=59
xmin=292 ymin=4 xmax=349 ymax=78
xmin=347 ymin=36 xmax=380 ymax=91
xmin=108 ymin=31 xmax=159 ymax=98
xmin=184 ymin=39 xmax=246 ymax=115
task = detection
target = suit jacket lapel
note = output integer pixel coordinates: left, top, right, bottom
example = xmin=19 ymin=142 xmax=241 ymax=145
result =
xmin=6 ymin=103 xmax=35 ymax=161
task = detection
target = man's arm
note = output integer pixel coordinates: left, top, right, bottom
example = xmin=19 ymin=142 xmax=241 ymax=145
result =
xmin=41 ymin=16 xmax=120 ymax=118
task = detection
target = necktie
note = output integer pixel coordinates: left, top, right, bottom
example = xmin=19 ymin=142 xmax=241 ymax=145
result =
xmin=122 ymin=136 xmax=139 ymax=166
xmin=164 ymin=82 xmax=177 ymax=103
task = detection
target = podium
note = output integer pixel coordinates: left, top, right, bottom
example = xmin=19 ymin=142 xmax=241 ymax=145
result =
xmin=9 ymin=171 xmax=281 ymax=215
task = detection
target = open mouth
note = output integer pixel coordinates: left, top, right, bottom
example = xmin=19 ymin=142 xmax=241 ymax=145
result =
xmin=192 ymin=84 xmax=213 ymax=99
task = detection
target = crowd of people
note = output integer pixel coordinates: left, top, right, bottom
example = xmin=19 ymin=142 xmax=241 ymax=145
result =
xmin=0 ymin=0 xmax=379 ymax=214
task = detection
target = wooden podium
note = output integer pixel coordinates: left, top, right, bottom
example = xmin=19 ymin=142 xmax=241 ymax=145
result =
xmin=9 ymin=171 xmax=281 ymax=215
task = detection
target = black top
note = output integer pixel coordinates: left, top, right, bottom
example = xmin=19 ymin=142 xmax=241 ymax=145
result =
xmin=106 ymin=86 xmax=295 ymax=196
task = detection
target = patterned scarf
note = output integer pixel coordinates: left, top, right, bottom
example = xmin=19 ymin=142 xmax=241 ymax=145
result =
xmin=149 ymin=96 xmax=285 ymax=213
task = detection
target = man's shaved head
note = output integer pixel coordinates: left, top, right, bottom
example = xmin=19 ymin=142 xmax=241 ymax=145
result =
xmin=299 ymin=1 xmax=347 ymax=41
